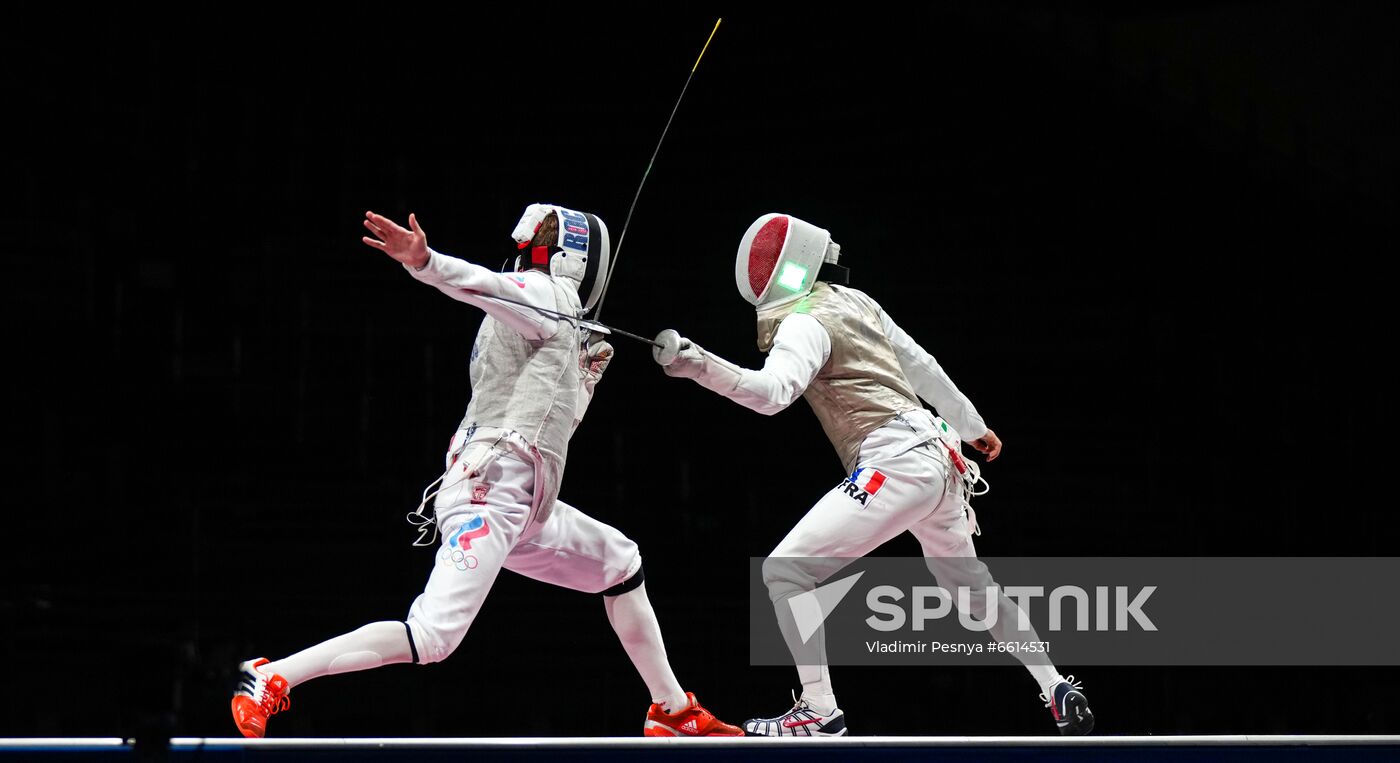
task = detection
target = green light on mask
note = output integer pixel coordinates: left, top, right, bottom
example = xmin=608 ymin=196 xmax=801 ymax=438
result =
xmin=777 ymin=262 xmax=808 ymax=292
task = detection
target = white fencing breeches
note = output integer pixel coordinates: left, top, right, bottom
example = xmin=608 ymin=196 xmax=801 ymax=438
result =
xmin=763 ymin=411 xmax=1053 ymax=700
xmin=405 ymin=438 xmax=642 ymax=664
xmin=765 ymin=413 xmax=978 ymax=567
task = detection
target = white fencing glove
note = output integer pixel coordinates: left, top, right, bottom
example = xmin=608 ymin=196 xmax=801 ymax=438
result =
xmin=574 ymin=333 xmax=614 ymax=429
xmin=653 ymin=330 xmax=743 ymax=397
xmin=583 ymin=334 xmax=614 ymax=390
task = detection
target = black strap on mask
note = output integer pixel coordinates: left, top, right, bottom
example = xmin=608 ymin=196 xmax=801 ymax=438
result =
xmin=817 ymin=262 xmax=850 ymax=286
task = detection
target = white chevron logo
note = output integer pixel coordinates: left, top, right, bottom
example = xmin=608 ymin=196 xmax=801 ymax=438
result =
xmin=789 ymin=571 xmax=866 ymax=643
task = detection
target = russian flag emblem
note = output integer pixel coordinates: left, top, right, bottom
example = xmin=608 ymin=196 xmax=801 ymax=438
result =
xmin=449 ymin=513 xmax=491 ymax=551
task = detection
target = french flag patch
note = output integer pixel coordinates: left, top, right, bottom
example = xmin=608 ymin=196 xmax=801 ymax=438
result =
xmin=851 ymin=468 xmax=886 ymax=494
xmin=839 ymin=467 xmax=887 ymax=508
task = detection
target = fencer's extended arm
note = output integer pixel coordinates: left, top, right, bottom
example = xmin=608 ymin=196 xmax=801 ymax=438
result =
xmin=406 ymin=249 xmax=560 ymax=340
xmin=663 ymin=314 xmax=830 ymax=415
xmin=878 ymin=308 xmax=988 ymax=440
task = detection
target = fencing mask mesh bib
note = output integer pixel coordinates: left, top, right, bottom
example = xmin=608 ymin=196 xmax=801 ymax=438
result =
xmin=510 ymin=203 xmax=612 ymax=313
xmin=735 ymin=213 xmax=839 ymax=306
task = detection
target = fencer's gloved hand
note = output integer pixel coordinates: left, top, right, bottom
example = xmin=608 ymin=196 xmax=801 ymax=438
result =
xmin=573 ymin=333 xmax=614 ymax=432
xmin=659 ymin=336 xmax=702 ymax=379
xmin=652 ymin=331 xmax=743 ymax=397
xmin=582 ymin=332 xmax=614 ymax=388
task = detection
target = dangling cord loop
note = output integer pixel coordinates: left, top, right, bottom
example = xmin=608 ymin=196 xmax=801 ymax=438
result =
xmin=407 ymin=472 xmax=447 ymax=547
xmin=953 ymin=446 xmax=989 ymax=537
xmin=409 ymin=431 xmax=510 ymax=546
xmin=962 ymin=458 xmax=991 ymax=499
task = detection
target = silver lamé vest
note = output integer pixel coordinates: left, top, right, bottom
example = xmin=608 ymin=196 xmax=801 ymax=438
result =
xmin=756 ymin=282 xmax=921 ymax=474
xmin=459 ymin=277 xmax=584 ymax=523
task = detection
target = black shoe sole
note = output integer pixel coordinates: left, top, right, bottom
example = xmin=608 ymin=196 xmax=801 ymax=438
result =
xmin=1058 ymin=692 xmax=1095 ymax=735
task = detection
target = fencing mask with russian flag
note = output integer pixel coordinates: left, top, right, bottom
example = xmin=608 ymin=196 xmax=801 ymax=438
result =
xmin=735 ymin=213 xmax=844 ymax=307
xmin=510 ymin=203 xmax=612 ymax=314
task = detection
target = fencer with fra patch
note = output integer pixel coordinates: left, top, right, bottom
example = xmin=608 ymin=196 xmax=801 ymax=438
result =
xmin=229 ymin=205 xmax=741 ymax=738
xmin=655 ymin=213 xmax=1094 ymax=736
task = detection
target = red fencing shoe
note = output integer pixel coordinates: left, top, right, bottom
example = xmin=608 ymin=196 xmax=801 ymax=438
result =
xmin=644 ymin=692 xmax=743 ymax=737
xmin=230 ymin=658 xmax=291 ymax=738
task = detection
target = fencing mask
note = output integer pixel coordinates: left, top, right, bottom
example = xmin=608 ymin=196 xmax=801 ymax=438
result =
xmin=510 ymin=203 xmax=612 ymax=313
xmin=735 ymin=213 xmax=842 ymax=307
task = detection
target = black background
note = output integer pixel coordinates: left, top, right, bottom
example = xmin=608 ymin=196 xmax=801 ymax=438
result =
xmin=3 ymin=1 xmax=1398 ymax=739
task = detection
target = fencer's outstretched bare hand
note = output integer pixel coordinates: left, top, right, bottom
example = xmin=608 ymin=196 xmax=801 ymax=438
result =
xmin=361 ymin=210 xmax=430 ymax=269
xmin=969 ymin=428 xmax=1002 ymax=462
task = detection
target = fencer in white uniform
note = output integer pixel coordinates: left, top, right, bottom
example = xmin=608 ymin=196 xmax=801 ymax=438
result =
xmin=229 ymin=205 xmax=741 ymax=738
xmin=656 ymin=213 xmax=1094 ymax=736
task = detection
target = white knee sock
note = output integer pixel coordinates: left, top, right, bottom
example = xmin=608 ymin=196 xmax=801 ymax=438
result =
xmin=1028 ymin=666 xmax=1064 ymax=697
xmin=770 ymin=590 xmax=838 ymax=714
xmin=264 ymin=621 xmax=416 ymax=689
xmin=797 ymin=660 xmax=837 ymax=715
xmin=984 ymin=595 xmax=1062 ymax=696
xmin=603 ymin=584 xmax=688 ymax=713
xmin=940 ymin=570 xmax=1064 ymax=698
